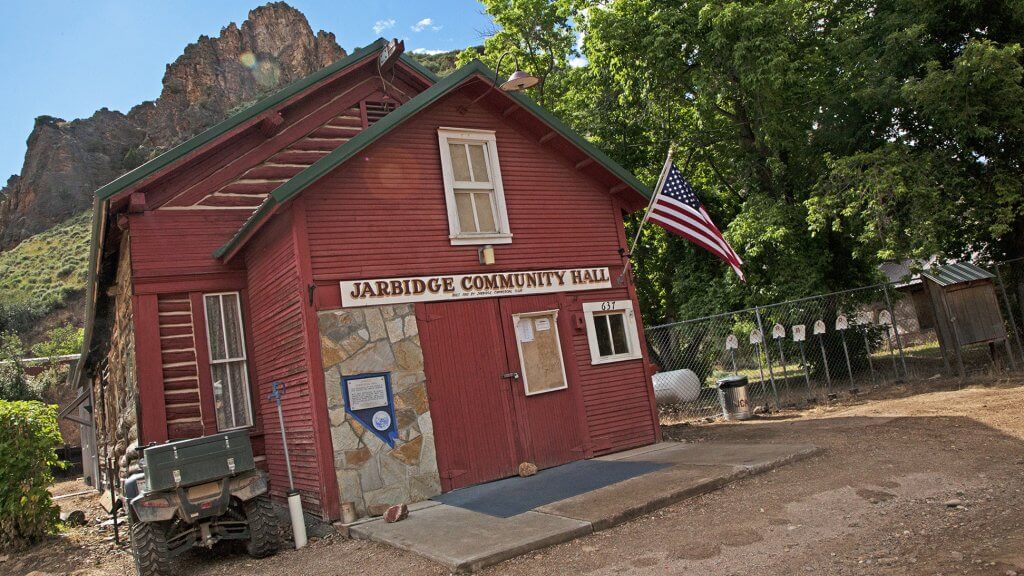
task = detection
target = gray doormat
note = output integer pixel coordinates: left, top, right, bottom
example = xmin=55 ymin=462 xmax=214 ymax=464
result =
xmin=432 ymin=459 xmax=668 ymax=518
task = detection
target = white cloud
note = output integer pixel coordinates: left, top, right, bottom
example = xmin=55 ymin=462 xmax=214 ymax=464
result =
xmin=411 ymin=48 xmax=448 ymax=55
xmin=411 ymin=18 xmax=436 ymax=32
xmin=568 ymin=56 xmax=588 ymax=68
xmin=373 ymin=19 xmax=396 ymax=35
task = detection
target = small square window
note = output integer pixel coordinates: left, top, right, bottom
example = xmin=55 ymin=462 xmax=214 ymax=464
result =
xmin=583 ymin=300 xmax=644 ymax=365
xmin=438 ymin=128 xmax=512 ymax=245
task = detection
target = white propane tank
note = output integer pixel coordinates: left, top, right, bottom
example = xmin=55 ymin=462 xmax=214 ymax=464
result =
xmin=652 ymin=369 xmax=702 ymax=405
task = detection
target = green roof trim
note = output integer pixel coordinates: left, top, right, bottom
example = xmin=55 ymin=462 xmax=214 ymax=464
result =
xmin=213 ymin=59 xmax=650 ymax=260
xmin=94 ymin=39 xmax=438 ymax=202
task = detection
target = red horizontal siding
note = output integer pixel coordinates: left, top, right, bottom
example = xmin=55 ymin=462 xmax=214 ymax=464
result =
xmin=244 ymin=212 xmax=325 ymax=517
xmin=301 ymin=90 xmax=658 ymax=457
xmin=303 ymin=91 xmax=621 ymax=281
xmin=129 ymin=212 xmax=248 ymax=279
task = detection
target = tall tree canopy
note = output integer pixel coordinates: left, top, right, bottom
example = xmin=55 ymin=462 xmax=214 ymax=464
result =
xmin=472 ymin=0 xmax=1024 ymax=323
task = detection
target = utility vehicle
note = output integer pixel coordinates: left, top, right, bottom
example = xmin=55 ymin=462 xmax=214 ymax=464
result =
xmin=123 ymin=430 xmax=280 ymax=575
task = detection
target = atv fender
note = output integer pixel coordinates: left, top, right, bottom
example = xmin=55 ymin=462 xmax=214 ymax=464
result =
xmin=229 ymin=470 xmax=268 ymax=501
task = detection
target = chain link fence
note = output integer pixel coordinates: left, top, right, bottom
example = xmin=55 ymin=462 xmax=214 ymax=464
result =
xmin=647 ymin=258 xmax=1024 ymax=423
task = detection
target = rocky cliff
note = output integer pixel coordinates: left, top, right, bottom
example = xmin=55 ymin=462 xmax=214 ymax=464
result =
xmin=0 ymin=2 xmax=345 ymax=248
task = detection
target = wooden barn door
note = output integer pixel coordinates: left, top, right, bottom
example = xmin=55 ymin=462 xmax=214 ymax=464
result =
xmin=419 ymin=299 xmax=520 ymax=491
xmin=499 ymin=295 xmax=586 ymax=470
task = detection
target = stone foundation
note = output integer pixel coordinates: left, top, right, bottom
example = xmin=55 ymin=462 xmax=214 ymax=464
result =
xmin=318 ymin=304 xmax=440 ymax=516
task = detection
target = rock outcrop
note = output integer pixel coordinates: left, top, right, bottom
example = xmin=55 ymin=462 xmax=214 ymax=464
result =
xmin=0 ymin=2 xmax=345 ymax=248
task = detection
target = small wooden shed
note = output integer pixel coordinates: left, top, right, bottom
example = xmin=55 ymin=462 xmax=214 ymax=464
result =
xmin=921 ymin=262 xmax=1006 ymax=369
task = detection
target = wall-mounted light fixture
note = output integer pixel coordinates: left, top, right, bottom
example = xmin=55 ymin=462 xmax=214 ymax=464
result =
xmin=459 ymin=52 xmax=540 ymax=114
xmin=478 ymin=244 xmax=495 ymax=265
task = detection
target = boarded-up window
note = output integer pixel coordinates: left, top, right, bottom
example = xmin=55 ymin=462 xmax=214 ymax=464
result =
xmin=203 ymin=293 xmax=253 ymax=430
xmin=514 ymin=311 xmax=568 ymax=395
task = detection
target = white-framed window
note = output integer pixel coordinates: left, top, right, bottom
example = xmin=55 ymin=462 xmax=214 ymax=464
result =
xmin=437 ymin=127 xmax=512 ymax=245
xmin=203 ymin=292 xmax=254 ymax=431
xmin=513 ymin=310 xmax=569 ymax=396
xmin=583 ymin=300 xmax=644 ymax=365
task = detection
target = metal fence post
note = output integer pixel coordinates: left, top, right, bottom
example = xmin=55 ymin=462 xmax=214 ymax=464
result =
xmin=754 ymin=306 xmax=780 ymax=409
xmin=994 ymin=264 xmax=1024 ymax=369
xmin=882 ymin=283 xmax=909 ymax=379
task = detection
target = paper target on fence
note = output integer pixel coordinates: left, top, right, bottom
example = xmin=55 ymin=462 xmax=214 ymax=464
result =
xmin=772 ymin=323 xmax=786 ymax=339
xmin=835 ymin=315 xmax=849 ymax=330
xmin=749 ymin=329 xmax=763 ymax=345
xmin=878 ymin=310 xmax=892 ymax=326
xmin=813 ymin=320 xmax=827 ymax=335
xmin=792 ymin=324 xmax=806 ymax=342
xmin=725 ymin=334 xmax=739 ymax=350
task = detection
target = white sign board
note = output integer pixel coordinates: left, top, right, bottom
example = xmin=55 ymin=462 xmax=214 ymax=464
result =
xmin=836 ymin=315 xmax=849 ymax=330
xmin=725 ymin=334 xmax=739 ymax=350
xmin=792 ymin=324 xmax=806 ymax=342
xmin=341 ymin=267 xmax=612 ymax=307
xmin=878 ymin=310 xmax=893 ymax=326
xmin=772 ymin=323 xmax=786 ymax=339
xmin=346 ymin=375 xmax=388 ymax=411
xmin=534 ymin=318 xmax=551 ymax=331
xmin=749 ymin=329 xmax=763 ymax=345
xmin=813 ymin=320 xmax=827 ymax=335
xmin=516 ymin=317 xmax=534 ymax=342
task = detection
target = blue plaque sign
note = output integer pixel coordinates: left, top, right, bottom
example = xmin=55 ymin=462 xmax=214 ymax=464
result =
xmin=341 ymin=372 xmax=398 ymax=447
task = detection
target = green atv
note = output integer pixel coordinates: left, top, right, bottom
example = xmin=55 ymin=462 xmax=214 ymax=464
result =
xmin=122 ymin=430 xmax=280 ymax=576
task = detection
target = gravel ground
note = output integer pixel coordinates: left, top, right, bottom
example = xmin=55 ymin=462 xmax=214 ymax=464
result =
xmin=9 ymin=376 xmax=1024 ymax=576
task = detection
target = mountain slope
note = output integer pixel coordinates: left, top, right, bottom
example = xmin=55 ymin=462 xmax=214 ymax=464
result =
xmin=0 ymin=2 xmax=346 ymax=249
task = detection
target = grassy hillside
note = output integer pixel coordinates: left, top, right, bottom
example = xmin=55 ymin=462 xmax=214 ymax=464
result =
xmin=0 ymin=211 xmax=90 ymax=335
xmin=410 ymin=47 xmax=481 ymax=77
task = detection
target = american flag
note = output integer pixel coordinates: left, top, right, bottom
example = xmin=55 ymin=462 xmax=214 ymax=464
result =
xmin=646 ymin=162 xmax=745 ymax=281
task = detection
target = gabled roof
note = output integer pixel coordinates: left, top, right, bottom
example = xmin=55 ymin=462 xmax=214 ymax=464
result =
xmin=71 ymin=39 xmax=437 ymax=390
xmin=921 ymin=262 xmax=994 ymax=287
xmin=214 ymin=59 xmax=651 ymax=261
xmin=94 ymin=38 xmax=438 ymax=203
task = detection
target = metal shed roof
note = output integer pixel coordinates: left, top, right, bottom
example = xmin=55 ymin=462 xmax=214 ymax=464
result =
xmin=920 ymin=262 xmax=994 ymax=287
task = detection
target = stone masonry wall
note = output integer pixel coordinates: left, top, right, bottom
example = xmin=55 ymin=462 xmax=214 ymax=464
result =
xmin=94 ymin=231 xmax=139 ymax=486
xmin=318 ymin=304 xmax=440 ymax=516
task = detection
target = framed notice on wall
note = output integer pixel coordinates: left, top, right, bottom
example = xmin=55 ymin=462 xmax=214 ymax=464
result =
xmin=341 ymin=372 xmax=398 ymax=447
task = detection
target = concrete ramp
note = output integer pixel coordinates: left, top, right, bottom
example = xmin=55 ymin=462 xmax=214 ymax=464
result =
xmin=350 ymin=442 xmax=820 ymax=573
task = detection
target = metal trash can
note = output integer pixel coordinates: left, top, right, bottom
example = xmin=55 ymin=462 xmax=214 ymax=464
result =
xmin=716 ymin=375 xmax=752 ymax=421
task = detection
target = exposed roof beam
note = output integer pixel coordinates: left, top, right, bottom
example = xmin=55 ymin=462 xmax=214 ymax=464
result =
xmin=502 ymin=105 xmax=517 ymax=117
xmin=575 ymin=158 xmax=594 ymax=170
xmin=539 ymin=131 xmax=556 ymax=144
xmin=257 ymin=111 xmax=285 ymax=137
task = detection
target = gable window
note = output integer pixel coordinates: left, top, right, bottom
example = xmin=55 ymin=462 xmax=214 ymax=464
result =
xmin=203 ymin=292 xmax=253 ymax=430
xmin=437 ymin=128 xmax=512 ymax=245
xmin=583 ymin=300 xmax=644 ymax=365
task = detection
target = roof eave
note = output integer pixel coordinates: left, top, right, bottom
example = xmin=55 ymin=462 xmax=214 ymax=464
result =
xmin=214 ymin=59 xmax=650 ymax=261
xmin=96 ymin=39 xmax=436 ymax=204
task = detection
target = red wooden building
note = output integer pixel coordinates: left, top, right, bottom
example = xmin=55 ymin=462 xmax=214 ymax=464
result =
xmin=73 ymin=39 xmax=660 ymax=521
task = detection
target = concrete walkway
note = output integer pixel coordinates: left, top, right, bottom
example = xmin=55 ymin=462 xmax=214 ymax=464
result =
xmin=350 ymin=441 xmax=819 ymax=573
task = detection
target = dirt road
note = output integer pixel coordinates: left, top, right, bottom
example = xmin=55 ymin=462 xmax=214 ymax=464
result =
xmin=10 ymin=378 xmax=1024 ymax=575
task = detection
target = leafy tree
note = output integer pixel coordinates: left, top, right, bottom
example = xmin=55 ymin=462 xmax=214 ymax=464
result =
xmin=32 ymin=325 xmax=83 ymax=359
xmin=0 ymin=331 xmax=35 ymax=402
xmin=474 ymin=0 xmax=1024 ymax=324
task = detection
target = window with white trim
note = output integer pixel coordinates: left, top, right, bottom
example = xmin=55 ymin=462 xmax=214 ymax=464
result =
xmin=583 ymin=300 xmax=644 ymax=365
xmin=437 ymin=128 xmax=512 ymax=245
xmin=203 ymin=292 xmax=253 ymax=430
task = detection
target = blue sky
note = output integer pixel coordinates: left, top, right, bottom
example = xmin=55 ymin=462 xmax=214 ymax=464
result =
xmin=0 ymin=1 xmax=493 ymax=180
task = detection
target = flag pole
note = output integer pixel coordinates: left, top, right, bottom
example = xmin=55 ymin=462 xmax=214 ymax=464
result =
xmin=617 ymin=146 xmax=674 ymax=286
xmin=627 ymin=147 xmax=674 ymax=257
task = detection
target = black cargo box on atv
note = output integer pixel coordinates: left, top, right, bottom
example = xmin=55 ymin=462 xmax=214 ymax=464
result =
xmin=141 ymin=429 xmax=255 ymax=492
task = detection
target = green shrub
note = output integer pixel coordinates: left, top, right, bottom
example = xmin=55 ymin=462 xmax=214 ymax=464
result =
xmin=0 ymin=401 xmax=63 ymax=549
